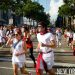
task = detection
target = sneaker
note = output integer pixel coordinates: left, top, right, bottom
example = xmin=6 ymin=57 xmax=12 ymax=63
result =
xmin=34 ymin=63 xmax=36 ymax=68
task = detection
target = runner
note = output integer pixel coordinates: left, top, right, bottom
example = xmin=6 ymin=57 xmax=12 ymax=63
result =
xmin=6 ymin=29 xmax=32 ymax=75
xmin=0 ymin=26 xmax=5 ymax=46
xmin=65 ymin=29 xmax=73 ymax=46
xmin=23 ymin=27 xmax=36 ymax=68
xmin=36 ymin=21 xmax=56 ymax=75
xmin=71 ymin=30 xmax=75 ymax=56
xmin=56 ymin=28 xmax=62 ymax=47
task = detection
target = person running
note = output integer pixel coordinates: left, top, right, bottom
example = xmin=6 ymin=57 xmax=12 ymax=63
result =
xmin=6 ymin=29 xmax=31 ymax=75
xmin=56 ymin=28 xmax=62 ymax=47
xmin=66 ymin=29 xmax=73 ymax=46
xmin=36 ymin=21 xmax=56 ymax=75
xmin=23 ymin=27 xmax=36 ymax=68
xmin=0 ymin=26 xmax=5 ymax=46
xmin=71 ymin=30 xmax=75 ymax=56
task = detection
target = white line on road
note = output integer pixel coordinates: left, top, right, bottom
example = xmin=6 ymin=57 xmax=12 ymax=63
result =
xmin=0 ymin=58 xmax=75 ymax=67
xmin=0 ymin=66 xmax=36 ymax=72
xmin=0 ymin=66 xmax=12 ymax=70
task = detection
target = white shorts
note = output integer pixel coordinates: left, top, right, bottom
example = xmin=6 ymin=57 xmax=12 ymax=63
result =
xmin=12 ymin=62 xmax=25 ymax=68
xmin=12 ymin=55 xmax=26 ymax=68
xmin=40 ymin=51 xmax=54 ymax=70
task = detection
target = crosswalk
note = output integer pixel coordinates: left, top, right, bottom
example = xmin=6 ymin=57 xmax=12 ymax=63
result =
xmin=0 ymin=57 xmax=75 ymax=68
xmin=0 ymin=51 xmax=75 ymax=75
xmin=0 ymin=35 xmax=75 ymax=75
xmin=0 ymin=60 xmax=75 ymax=75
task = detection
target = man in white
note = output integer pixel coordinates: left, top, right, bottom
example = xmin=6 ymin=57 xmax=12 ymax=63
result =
xmin=36 ymin=21 xmax=56 ymax=75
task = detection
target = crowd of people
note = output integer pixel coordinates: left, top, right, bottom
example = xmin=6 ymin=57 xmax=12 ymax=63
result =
xmin=0 ymin=22 xmax=75 ymax=75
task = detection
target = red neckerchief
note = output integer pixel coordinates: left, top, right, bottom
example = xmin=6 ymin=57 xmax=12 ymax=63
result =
xmin=40 ymin=31 xmax=47 ymax=35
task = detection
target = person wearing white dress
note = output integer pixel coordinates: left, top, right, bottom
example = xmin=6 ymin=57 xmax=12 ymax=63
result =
xmin=6 ymin=30 xmax=31 ymax=75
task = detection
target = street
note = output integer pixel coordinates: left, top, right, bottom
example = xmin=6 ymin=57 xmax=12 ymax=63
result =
xmin=0 ymin=35 xmax=75 ymax=75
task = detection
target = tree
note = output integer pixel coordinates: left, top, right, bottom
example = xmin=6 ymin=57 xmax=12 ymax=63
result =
xmin=0 ymin=0 xmax=31 ymax=15
xmin=23 ymin=2 xmax=44 ymax=18
xmin=0 ymin=0 xmax=50 ymax=26
xmin=58 ymin=4 xmax=71 ymax=16
xmin=0 ymin=0 xmax=32 ymax=25
xmin=58 ymin=0 xmax=75 ymax=29
xmin=59 ymin=0 xmax=75 ymax=16
xmin=23 ymin=1 xmax=50 ymax=25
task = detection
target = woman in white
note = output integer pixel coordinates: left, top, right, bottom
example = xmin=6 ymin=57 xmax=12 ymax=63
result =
xmin=36 ymin=21 xmax=56 ymax=75
xmin=6 ymin=30 xmax=31 ymax=75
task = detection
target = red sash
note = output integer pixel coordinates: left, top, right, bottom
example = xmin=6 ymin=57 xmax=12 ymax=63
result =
xmin=36 ymin=53 xmax=48 ymax=75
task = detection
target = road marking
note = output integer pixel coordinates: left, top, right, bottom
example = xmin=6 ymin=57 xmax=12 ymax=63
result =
xmin=0 ymin=67 xmax=12 ymax=70
xmin=0 ymin=66 xmax=47 ymax=74
xmin=0 ymin=66 xmax=36 ymax=72
xmin=0 ymin=58 xmax=75 ymax=67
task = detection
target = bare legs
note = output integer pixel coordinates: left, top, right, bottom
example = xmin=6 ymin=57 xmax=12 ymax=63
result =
xmin=12 ymin=64 xmax=30 ymax=75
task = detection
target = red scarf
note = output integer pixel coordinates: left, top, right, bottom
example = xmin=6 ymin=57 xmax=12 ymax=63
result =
xmin=40 ymin=31 xmax=47 ymax=35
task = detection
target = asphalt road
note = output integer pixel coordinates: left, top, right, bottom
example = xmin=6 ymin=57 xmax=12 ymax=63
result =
xmin=0 ymin=35 xmax=75 ymax=75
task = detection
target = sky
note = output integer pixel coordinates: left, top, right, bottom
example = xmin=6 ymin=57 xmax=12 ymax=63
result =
xmin=37 ymin=0 xmax=50 ymax=12
xmin=38 ymin=0 xmax=64 ymax=23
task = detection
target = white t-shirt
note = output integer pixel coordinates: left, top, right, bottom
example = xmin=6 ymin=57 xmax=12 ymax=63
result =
xmin=37 ymin=32 xmax=55 ymax=53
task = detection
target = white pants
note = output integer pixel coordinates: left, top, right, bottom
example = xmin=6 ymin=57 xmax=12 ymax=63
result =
xmin=39 ymin=51 xmax=54 ymax=70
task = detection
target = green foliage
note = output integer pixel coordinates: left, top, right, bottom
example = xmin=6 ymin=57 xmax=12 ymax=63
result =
xmin=0 ymin=0 xmax=29 ymax=14
xmin=0 ymin=2 xmax=8 ymax=10
xmin=23 ymin=2 xmax=44 ymax=18
xmin=0 ymin=0 xmax=50 ymax=26
xmin=59 ymin=0 xmax=75 ymax=16
xmin=58 ymin=4 xmax=71 ymax=16
xmin=64 ymin=0 xmax=75 ymax=5
xmin=22 ymin=1 xmax=50 ymax=25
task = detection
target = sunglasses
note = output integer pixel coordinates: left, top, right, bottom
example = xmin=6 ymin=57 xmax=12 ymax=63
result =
xmin=15 ymin=34 xmax=18 ymax=36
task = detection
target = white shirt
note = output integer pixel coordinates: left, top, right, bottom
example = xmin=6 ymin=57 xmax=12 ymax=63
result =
xmin=37 ymin=32 xmax=55 ymax=53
